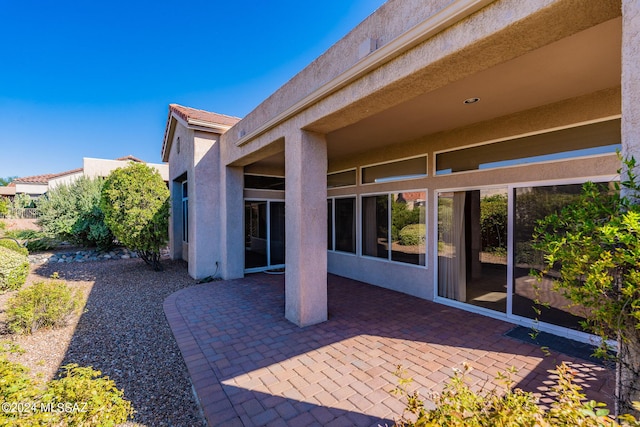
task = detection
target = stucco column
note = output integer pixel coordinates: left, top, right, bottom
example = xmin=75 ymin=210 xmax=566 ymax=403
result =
xmin=220 ymin=165 xmax=245 ymax=280
xmin=285 ymin=130 xmax=328 ymax=327
xmin=622 ymin=0 xmax=640 ymax=198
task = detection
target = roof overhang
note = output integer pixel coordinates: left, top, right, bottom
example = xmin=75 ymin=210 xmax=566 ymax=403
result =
xmin=161 ymin=108 xmax=236 ymax=162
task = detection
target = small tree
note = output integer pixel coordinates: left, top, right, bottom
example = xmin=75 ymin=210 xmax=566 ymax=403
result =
xmin=533 ymin=158 xmax=640 ymax=417
xmin=100 ymin=163 xmax=169 ymax=271
xmin=37 ymin=176 xmax=114 ymax=249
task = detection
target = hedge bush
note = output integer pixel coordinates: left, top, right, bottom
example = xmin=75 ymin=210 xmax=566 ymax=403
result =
xmin=0 ymin=342 xmax=134 ymax=426
xmin=398 ymin=224 xmax=426 ymax=246
xmin=0 ymin=246 xmax=29 ymax=292
xmin=6 ymin=280 xmax=82 ymax=334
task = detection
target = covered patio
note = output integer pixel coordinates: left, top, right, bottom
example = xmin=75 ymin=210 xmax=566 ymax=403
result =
xmin=164 ymin=274 xmax=613 ymax=426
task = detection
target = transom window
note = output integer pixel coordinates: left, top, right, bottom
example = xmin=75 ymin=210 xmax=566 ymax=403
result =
xmin=436 ymin=119 xmax=620 ymax=175
xmin=362 ymin=156 xmax=427 ymax=184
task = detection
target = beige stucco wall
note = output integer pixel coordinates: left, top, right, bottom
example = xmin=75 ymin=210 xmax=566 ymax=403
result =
xmin=14 ymin=182 xmax=48 ymax=196
xmin=48 ymin=171 xmax=84 ymax=189
xmin=166 ymin=119 xmax=225 ymax=280
xmin=166 ymin=122 xmax=196 ymax=263
xmin=83 ymin=158 xmax=169 ymax=181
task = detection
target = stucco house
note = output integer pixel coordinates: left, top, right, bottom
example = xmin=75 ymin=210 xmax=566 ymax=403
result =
xmin=162 ymin=0 xmax=638 ymax=343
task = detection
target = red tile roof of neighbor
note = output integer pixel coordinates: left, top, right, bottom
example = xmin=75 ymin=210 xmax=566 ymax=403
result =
xmin=169 ymin=104 xmax=241 ymax=127
xmin=115 ymin=155 xmax=144 ymax=163
xmin=13 ymin=168 xmax=83 ymax=184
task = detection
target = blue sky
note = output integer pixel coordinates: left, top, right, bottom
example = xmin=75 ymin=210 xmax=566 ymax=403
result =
xmin=0 ymin=0 xmax=386 ymax=179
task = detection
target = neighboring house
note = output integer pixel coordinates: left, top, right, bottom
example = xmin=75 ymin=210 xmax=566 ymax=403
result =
xmin=0 ymin=183 xmax=16 ymax=199
xmin=8 ymin=156 xmax=168 ymax=199
xmin=162 ymin=0 xmax=638 ymax=343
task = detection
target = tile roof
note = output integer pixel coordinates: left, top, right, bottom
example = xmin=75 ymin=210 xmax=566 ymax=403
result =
xmin=14 ymin=168 xmax=83 ymax=184
xmin=115 ymin=155 xmax=144 ymax=163
xmin=169 ymin=104 xmax=241 ymax=127
xmin=162 ymin=104 xmax=242 ymax=161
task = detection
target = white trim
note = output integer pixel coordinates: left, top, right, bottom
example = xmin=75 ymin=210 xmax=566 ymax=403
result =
xmin=235 ymin=0 xmax=494 ymax=147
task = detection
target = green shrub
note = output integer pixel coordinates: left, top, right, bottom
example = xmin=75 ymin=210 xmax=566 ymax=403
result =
xmin=398 ymin=224 xmax=426 ymax=246
xmin=0 ymin=246 xmax=29 ymax=292
xmin=0 ymin=198 xmax=8 ymax=217
xmin=4 ymin=229 xmax=60 ymax=252
xmin=6 ymin=280 xmax=82 ymax=334
xmin=0 ymin=343 xmax=134 ymax=426
xmin=0 ymin=238 xmax=28 ymax=256
xmin=101 ymin=163 xmax=169 ymax=271
xmin=40 ymin=364 xmax=135 ymax=426
xmin=392 ymin=362 xmax=640 ymax=427
xmin=37 ymin=176 xmax=114 ymax=250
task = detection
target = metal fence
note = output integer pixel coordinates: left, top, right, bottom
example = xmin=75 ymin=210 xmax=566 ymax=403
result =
xmin=0 ymin=208 xmax=39 ymax=219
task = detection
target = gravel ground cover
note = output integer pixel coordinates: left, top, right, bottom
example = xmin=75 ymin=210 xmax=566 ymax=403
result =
xmin=0 ymin=256 xmax=206 ymax=426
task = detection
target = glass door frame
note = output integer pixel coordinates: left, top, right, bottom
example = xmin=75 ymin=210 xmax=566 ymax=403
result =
xmin=244 ymin=198 xmax=286 ymax=273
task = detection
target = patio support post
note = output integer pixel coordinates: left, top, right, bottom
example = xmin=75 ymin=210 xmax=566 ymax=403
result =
xmin=622 ymin=0 xmax=640 ymax=198
xmin=220 ymin=165 xmax=245 ymax=280
xmin=284 ymin=129 xmax=328 ymax=327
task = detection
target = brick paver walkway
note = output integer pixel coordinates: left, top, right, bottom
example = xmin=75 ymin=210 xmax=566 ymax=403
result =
xmin=164 ymin=273 xmax=614 ymax=426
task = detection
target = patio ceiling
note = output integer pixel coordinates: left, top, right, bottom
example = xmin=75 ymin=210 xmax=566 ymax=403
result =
xmin=247 ymin=16 xmax=621 ymax=171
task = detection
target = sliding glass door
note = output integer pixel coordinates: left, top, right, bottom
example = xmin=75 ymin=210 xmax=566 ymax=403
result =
xmin=244 ymin=200 xmax=285 ymax=272
xmin=437 ymin=181 xmax=615 ymax=334
xmin=437 ymin=188 xmax=508 ymax=313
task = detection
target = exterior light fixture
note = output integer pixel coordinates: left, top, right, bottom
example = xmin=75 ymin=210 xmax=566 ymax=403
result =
xmin=463 ymin=97 xmax=480 ymax=104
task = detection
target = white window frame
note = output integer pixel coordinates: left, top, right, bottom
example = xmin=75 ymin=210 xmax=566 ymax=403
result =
xmin=360 ymin=189 xmax=428 ymax=268
xmin=327 ymin=195 xmax=357 ymax=255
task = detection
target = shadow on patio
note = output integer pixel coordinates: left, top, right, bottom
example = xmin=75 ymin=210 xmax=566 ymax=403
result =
xmin=164 ymin=273 xmax=614 ymax=427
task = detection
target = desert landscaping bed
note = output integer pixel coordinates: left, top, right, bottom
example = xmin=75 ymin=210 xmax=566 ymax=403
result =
xmin=0 ymin=255 xmax=206 ymax=426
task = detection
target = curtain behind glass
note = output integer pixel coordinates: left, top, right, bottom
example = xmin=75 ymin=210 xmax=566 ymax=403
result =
xmin=438 ymin=192 xmax=466 ymax=301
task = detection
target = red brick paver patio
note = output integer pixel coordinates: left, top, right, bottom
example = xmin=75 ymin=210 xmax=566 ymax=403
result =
xmin=164 ymin=273 xmax=614 ymax=427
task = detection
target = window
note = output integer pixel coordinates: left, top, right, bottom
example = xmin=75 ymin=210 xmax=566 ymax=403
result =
xmin=436 ymin=119 xmax=620 ymax=175
xmin=327 ymin=169 xmax=356 ymax=188
xmin=512 ymin=181 xmax=617 ymax=331
xmin=181 ymin=180 xmax=188 ymax=243
xmin=362 ymin=192 xmax=426 ymax=265
xmin=362 ymin=156 xmax=427 ymax=184
xmin=244 ymin=174 xmax=285 ymax=190
xmin=327 ymin=197 xmax=356 ymax=253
